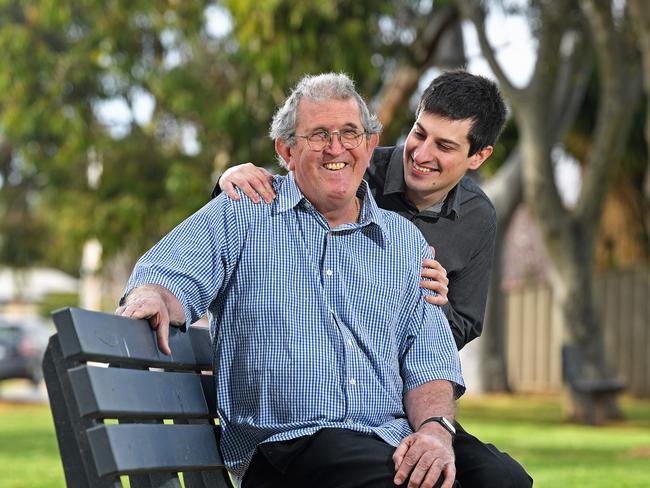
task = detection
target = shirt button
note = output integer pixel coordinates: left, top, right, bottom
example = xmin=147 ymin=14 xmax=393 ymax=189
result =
xmin=346 ymin=419 xmax=353 ymax=425
xmin=325 ymin=269 xmax=333 ymax=276
xmin=347 ymin=339 xmax=353 ymax=346
xmin=349 ymin=378 xmax=356 ymax=385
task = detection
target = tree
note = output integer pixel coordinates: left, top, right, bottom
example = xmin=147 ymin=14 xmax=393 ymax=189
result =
xmin=459 ymin=0 xmax=642 ymax=422
xmin=466 ymin=0 xmax=593 ymax=393
xmin=0 ymin=0 xmax=471 ymax=277
xmin=629 ymin=0 xmax=650 ymax=237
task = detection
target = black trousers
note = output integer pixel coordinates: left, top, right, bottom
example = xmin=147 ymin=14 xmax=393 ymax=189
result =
xmin=453 ymin=421 xmax=532 ymax=488
xmin=242 ymin=425 xmax=532 ymax=488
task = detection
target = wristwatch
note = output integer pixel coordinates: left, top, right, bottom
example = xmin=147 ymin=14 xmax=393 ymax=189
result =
xmin=417 ymin=416 xmax=456 ymax=436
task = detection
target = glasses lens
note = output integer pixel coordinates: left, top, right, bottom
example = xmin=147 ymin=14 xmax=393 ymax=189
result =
xmin=307 ymin=132 xmax=328 ymax=151
xmin=340 ymin=130 xmax=364 ymax=149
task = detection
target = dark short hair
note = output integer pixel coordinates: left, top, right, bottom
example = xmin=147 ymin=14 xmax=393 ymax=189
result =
xmin=416 ymin=71 xmax=507 ymax=156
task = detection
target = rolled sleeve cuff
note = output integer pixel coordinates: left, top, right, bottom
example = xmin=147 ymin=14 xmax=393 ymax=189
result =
xmin=403 ymin=370 xmax=466 ymax=400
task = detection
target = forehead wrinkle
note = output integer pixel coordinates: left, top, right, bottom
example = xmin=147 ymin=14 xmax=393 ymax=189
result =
xmin=296 ymin=98 xmax=362 ymax=132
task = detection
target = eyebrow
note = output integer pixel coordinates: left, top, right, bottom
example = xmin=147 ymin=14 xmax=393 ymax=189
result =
xmin=415 ymin=122 xmax=462 ymax=149
xmin=310 ymin=122 xmax=361 ymax=132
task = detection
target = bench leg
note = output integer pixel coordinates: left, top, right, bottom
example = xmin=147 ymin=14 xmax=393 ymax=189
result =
xmin=43 ymin=337 xmax=122 ymax=488
xmin=564 ymin=389 xmax=623 ymax=425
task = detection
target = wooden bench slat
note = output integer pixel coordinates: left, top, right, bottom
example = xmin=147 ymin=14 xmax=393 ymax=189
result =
xmin=68 ymin=365 xmax=217 ymax=419
xmin=52 ymin=307 xmax=212 ymax=370
xmin=86 ymin=424 xmax=224 ymax=477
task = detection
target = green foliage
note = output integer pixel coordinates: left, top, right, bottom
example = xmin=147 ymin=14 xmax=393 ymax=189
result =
xmin=0 ymin=0 xmax=414 ymax=272
xmin=0 ymin=0 xmax=221 ymax=270
xmin=37 ymin=291 xmax=79 ymax=318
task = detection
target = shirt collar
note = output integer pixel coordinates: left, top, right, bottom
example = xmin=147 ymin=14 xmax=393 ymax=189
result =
xmin=274 ymin=172 xmax=304 ymax=213
xmin=383 ymin=145 xmax=407 ymax=195
xmin=381 ymin=144 xmax=462 ymax=219
xmin=275 ymin=172 xmax=390 ymax=239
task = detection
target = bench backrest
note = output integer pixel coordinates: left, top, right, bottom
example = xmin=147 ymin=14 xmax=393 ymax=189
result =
xmin=43 ymin=307 xmax=234 ymax=488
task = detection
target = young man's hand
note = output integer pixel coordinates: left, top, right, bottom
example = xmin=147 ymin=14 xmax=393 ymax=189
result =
xmin=421 ymin=246 xmax=449 ymax=306
xmin=219 ymin=163 xmax=276 ymax=204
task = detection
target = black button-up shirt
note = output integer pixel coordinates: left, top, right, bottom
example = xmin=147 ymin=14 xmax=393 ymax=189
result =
xmin=367 ymin=146 xmax=496 ymax=350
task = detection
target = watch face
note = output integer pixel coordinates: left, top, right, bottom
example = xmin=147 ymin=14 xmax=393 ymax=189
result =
xmin=440 ymin=417 xmax=456 ymax=435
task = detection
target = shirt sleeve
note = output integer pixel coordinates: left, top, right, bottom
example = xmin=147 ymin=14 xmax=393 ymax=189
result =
xmin=399 ymin=241 xmax=465 ymax=399
xmin=124 ymin=194 xmax=242 ymax=327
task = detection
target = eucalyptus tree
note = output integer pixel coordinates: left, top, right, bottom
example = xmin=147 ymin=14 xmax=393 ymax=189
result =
xmin=459 ymin=0 xmax=641 ymax=421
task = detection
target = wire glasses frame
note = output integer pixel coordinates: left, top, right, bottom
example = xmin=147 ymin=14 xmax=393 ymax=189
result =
xmin=296 ymin=129 xmax=369 ymax=151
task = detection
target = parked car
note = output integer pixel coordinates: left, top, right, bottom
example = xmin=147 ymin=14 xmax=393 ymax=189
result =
xmin=0 ymin=318 xmax=50 ymax=385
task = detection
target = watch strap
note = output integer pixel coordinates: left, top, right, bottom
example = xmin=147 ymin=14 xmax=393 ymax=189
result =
xmin=417 ymin=416 xmax=456 ymax=436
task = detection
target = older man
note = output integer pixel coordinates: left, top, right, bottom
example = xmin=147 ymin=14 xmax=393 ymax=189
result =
xmin=213 ymin=71 xmax=533 ymax=488
xmin=117 ymin=73 xmax=464 ymax=488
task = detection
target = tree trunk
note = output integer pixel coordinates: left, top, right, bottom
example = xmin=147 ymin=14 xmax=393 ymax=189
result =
xmin=551 ymin=228 xmax=623 ymax=423
xmin=628 ymin=0 xmax=650 ymax=242
xmin=459 ymin=0 xmax=640 ymax=422
xmin=480 ymin=149 xmax=523 ymax=391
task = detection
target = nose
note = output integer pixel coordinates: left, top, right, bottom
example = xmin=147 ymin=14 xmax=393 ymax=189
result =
xmin=412 ymin=141 xmax=436 ymax=163
xmin=324 ymin=131 xmax=346 ymax=156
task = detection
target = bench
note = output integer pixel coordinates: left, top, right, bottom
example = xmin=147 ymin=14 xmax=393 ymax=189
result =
xmin=43 ymin=307 xmax=235 ymax=488
xmin=561 ymin=344 xmax=626 ymax=424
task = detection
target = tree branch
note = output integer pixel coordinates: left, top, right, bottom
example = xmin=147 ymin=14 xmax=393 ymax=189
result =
xmin=454 ymin=0 xmax=519 ymax=101
xmin=375 ymin=5 xmax=462 ymax=128
xmin=576 ymin=0 xmax=642 ymax=228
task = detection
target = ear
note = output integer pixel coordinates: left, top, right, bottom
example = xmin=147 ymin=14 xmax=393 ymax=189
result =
xmin=275 ymin=138 xmax=294 ymax=170
xmin=366 ymin=133 xmax=380 ymax=153
xmin=468 ymin=146 xmax=493 ymax=171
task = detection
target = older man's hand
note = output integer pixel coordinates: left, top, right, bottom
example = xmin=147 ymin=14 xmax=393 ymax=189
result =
xmin=392 ymin=423 xmax=455 ymax=488
xmin=115 ymin=286 xmax=175 ymax=356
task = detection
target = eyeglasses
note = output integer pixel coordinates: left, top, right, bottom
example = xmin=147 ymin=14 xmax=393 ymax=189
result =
xmin=296 ymin=128 xmax=368 ymax=151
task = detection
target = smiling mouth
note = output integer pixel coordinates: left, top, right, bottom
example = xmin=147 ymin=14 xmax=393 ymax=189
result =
xmin=323 ymin=162 xmax=347 ymax=171
xmin=411 ymin=158 xmax=439 ymax=175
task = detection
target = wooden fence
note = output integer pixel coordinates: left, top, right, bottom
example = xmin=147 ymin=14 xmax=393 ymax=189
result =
xmin=506 ymin=267 xmax=650 ymax=397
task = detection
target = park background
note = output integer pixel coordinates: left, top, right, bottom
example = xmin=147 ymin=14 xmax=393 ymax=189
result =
xmin=1 ymin=0 xmax=649 ymax=486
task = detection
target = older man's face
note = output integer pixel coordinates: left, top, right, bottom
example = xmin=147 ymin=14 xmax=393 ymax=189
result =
xmin=277 ymin=97 xmax=377 ymax=220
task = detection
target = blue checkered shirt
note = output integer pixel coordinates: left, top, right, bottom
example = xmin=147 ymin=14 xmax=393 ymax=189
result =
xmin=125 ymin=172 xmax=464 ymax=478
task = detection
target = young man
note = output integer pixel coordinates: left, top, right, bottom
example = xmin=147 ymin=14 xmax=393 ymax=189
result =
xmin=214 ymin=71 xmax=533 ymax=487
xmin=118 ymin=73 xmax=464 ymax=488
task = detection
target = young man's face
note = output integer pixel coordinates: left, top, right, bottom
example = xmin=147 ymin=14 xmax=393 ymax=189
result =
xmin=402 ymin=112 xmax=492 ymax=209
xmin=277 ymin=97 xmax=377 ymax=217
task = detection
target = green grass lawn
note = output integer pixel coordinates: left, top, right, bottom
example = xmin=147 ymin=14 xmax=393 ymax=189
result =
xmin=457 ymin=394 xmax=650 ymax=487
xmin=0 ymin=392 xmax=648 ymax=487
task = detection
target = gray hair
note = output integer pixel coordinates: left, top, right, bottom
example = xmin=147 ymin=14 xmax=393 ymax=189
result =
xmin=270 ymin=73 xmax=382 ymax=167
